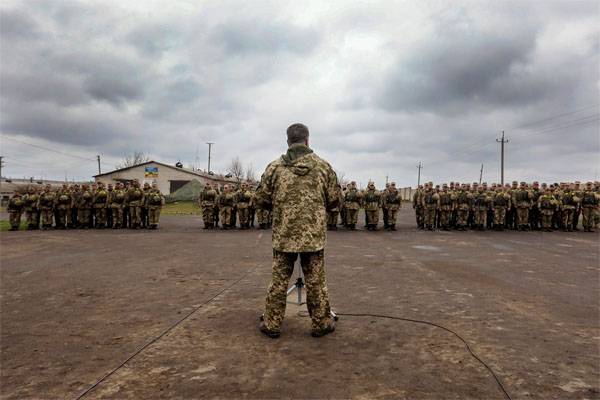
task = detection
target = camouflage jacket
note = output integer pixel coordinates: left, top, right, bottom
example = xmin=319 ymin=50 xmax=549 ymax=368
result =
xmin=255 ymin=144 xmax=339 ymax=252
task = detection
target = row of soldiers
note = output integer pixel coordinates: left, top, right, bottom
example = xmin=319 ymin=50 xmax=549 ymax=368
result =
xmin=6 ymin=180 xmax=165 ymax=231
xmin=413 ymin=181 xmax=600 ymax=232
xmin=197 ymin=182 xmax=272 ymax=230
xmin=197 ymin=180 xmax=405 ymax=232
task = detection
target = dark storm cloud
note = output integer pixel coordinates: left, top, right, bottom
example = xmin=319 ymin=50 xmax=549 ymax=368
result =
xmin=379 ymin=24 xmax=542 ymax=112
xmin=1 ymin=101 xmax=121 ymax=146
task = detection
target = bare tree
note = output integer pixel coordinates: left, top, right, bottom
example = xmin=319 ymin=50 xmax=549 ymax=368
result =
xmin=245 ymin=163 xmax=256 ymax=183
xmin=116 ymin=151 xmax=150 ymax=169
xmin=335 ymin=169 xmax=348 ymax=187
xmin=227 ymin=156 xmax=244 ymax=182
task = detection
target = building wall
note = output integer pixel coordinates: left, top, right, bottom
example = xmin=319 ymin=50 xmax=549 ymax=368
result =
xmin=94 ymin=162 xmax=232 ymax=194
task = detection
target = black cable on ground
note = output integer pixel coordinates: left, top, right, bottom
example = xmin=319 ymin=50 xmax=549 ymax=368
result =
xmin=337 ymin=313 xmax=512 ymax=400
xmin=74 ymin=235 xmax=266 ymax=400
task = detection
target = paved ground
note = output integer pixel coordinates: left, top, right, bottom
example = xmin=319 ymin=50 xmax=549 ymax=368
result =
xmin=1 ymin=209 xmax=599 ymax=400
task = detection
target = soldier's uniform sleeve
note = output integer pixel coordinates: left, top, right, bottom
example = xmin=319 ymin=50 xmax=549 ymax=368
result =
xmin=255 ymin=161 xmax=279 ymax=210
xmin=324 ymin=164 xmax=340 ymax=211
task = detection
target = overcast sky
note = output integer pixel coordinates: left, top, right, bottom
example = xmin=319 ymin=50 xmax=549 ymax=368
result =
xmin=1 ymin=0 xmax=598 ymax=187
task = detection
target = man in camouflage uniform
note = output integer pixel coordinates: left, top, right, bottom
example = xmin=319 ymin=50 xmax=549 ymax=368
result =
xmin=506 ymin=181 xmax=519 ymax=229
xmin=560 ymin=184 xmax=577 ymax=232
xmin=93 ymin=182 xmax=109 ymax=228
xmin=327 ymin=185 xmax=342 ymax=231
xmin=199 ymin=183 xmax=217 ymax=229
xmin=78 ymin=184 xmax=94 ymax=228
xmin=344 ymin=181 xmax=361 ymax=230
xmin=363 ymin=182 xmax=381 ymax=231
xmin=69 ymin=184 xmax=81 ymax=228
xmin=492 ymin=185 xmax=511 ymax=231
xmin=340 ymin=185 xmax=348 ymax=227
xmin=147 ymin=183 xmax=164 ymax=229
xmin=218 ymin=184 xmax=235 ymax=229
xmin=513 ymin=182 xmax=532 ymax=231
xmin=23 ymin=187 xmax=40 ymax=230
xmin=455 ymin=184 xmax=472 ymax=231
xmin=7 ymin=192 xmax=24 ymax=231
xmin=421 ymin=182 xmax=439 ymax=231
xmin=256 ymin=123 xmax=338 ymax=338
xmin=438 ymin=184 xmax=454 ymax=230
xmin=538 ymin=188 xmax=558 ymax=231
xmin=472 ymin=185 xmax=490 ymax=230
xmin=126 ymin=180 xmax=145 ymax=229
xmin=38 ymin=184 xmax=56 ymax=229
xmin=412 ymin=185 xmax=424 ymax=229
xmin=529 ymin=181 xmax=541 ymax=230
xmin=109 ymin=182 xmax=126 ymax=228
xmin=106 ymin=184 xmax=114 ymax=228
xmin=572 ymin=181 xmax=583 ymax=230
xmin=382 ymin=182 xmax=401 ymax=231
xmin=381 ymin=182 xmax=390 ymax=229
xmin=55 ymin=184 xmax=71 ymax=229
xmin=581 ymin=182 xmax=598 ymax=232
xmin=236 ymin=182 xmax=252 ymax=229
xmin=140 ymin=182 xmax=151 ymax=228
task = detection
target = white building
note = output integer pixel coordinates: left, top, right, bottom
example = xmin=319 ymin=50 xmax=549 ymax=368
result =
xmin=93 ymin=161 xmax=236 ymax=194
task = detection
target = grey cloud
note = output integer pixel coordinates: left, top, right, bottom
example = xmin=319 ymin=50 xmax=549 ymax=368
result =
xmin=1 ymin=101 xmax=121 ymax=146
xmin=379 ymin=24 xmax=541 ymax=113
xmin=0 ymin=6 xmax=43 ymax=39
xmin=209 ymin=20 xmax=320 ymax=56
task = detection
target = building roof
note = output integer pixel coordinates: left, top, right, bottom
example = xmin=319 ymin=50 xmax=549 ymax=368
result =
xmin=93 ymin=160 xmax=235 ymax=182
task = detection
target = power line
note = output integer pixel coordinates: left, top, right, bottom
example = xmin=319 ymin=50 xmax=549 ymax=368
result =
xmin=0 ymin=135 xmax=97 ymax=162
xmin=508 ymin=104 xmax=599 ymax=131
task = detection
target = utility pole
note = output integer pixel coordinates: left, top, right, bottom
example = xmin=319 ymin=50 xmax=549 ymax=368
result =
xmin=206 ymin=142 xmax=214 ymax=173
xmin=416 ymin=162 xmax=422 ymax=187
xmin=0 ymin=156 xmax=3 ymax=192
xmin=479 ymin=164 xmax=484 ymax=184
xmin=496 ymin=131 xmax=509 ymax=186
xmin=385 ymin=175 xmax=389 ymax=185
xmin=97 ymin=155 xmax=101 ymax=175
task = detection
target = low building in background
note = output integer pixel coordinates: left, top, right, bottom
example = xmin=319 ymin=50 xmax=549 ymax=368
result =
xmin=93 ymin=161 xmax=236 ymax=195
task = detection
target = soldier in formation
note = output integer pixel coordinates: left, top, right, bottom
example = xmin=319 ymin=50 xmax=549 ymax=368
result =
xmin=410 ymin=180 xmax=599 ymax=233
xmin=5 ymin=179 xmax=164 ymax=231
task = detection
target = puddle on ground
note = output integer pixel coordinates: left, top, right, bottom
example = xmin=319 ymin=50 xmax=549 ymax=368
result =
xmin=412 ymin=245 xmax=442 ymax=252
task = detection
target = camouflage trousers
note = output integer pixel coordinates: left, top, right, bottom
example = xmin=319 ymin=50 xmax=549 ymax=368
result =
xmin=111 ymin=204 xmax=124 ymax=227
xmin=40 ymin=209 xmax=54 ymax=227
xmin=456 ymin=208 xmax=469 ymax=227
xmin=256 ymin=208 xmax=269 ymax=225
xmin=582 ymin=207 xmax=595 ymax=230
xmin=424 ymin=207 xmax=436 ymax=227
xmin=94 ymin=206 xmax=107 ymax=226
xmin=327 ymin=211 xmax=339 ymax=225
xmin=264 ymin=249 xmax=332 ymax=333
xmin=415 ymin=206 xmax=424 ymax=227
xmin=540 ymin=211 xmax=553 ymax=229
xmin=439 ymin=209 xmax=452 ymax=227
xmin=148 ymin=206 xmax=161 ymax=226
xmin=562 ymin=209 xmax=574 ymax=228
xmin=387 ymin=208 xmax=398 ymax=225
xmin=202 ymin=205 xmax=215 ymax=227
xmin=494 ymin=207 xmax=507 ymax=226
xmin=56 ymin=207 xmax=68 ymax=227
xmin=130 ymin=203 xmax=142 ymax=226
xmin=9 ymin=211 xmax=22 ymax=229
xmin=25 ymin=210 xmax=38 ymax=227
xmin=78 ymin=208 xmax=91 ymax=227
xmin=365 ymin=209 xmax=379 ymax=226
xmin=517 ymin=208 xmax=529 ymax=227
xmin=474 ymin=209 xmax=486 ymax=226
xmin=346 ymin=208 xmax=358 ymax=225
xmin=220 ymin=206 xmax=232 ymax=227
xmin=238 ymin=207 xmax=250 ymax=226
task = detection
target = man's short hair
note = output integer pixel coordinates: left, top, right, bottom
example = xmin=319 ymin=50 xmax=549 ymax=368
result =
xmin=287 ymin=123 xmax=309 ymax=144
